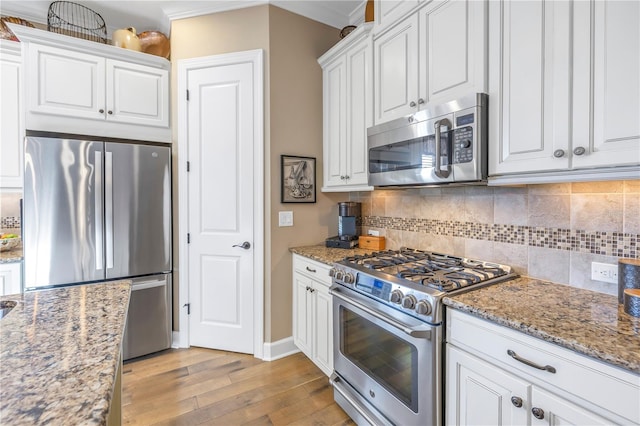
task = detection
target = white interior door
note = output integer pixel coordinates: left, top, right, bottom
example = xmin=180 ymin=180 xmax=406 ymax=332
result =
xmin=182 ymin=51 xmax=263 ymax=354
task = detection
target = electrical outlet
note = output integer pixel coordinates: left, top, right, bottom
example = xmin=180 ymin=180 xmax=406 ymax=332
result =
xmin=368 ymin=230 xmax=380 ymax=236
xmin=278 ymin=211 xmax=293 ymax=227
xmin=591 ymin=262 xmax=618 ymax=284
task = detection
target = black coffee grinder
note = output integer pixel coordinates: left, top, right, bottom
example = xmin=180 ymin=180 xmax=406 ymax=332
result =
xmin=326 ymin=202 xmax=361 ymax=249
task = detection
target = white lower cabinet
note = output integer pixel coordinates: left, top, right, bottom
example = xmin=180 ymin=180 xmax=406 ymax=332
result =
xmin=446 ymin=309 xmax=640 ymax=426
xmin=0 ymin=262 xmax=22 ymax=296
xmin=292 ymin=254 xmax=333 ymax=376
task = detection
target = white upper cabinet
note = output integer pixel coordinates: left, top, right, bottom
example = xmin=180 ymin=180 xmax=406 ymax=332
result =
xmin=374 ymin=13 xmax=419 ymax=124
xmin=373 ymin=0 xmax=487 ymax=125
xmin=319 ymin=24 xmax=374 ymax=192
xmin=573 ymin=0 xmax=640 ymax=169
xmin=0 ymin=40 xmax=24 ymax=189
xmin=489 ymin=0 xmax=640 ymax=183
xmin=9 ymin=24 xmax=171 ymax=143
xmin=375 ymin=0 xmax=424 ymax=30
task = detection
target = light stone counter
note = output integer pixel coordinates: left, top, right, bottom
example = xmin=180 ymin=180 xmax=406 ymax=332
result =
xmin=289 ymin=244 xmax=375 ymax=266
xmin=0 ymin=245 xmax=23 ymax=263
xmin=444 ymin=277 xmax=640 ymax=374
xmin=0 ymin=281 xmax=131 ymax=424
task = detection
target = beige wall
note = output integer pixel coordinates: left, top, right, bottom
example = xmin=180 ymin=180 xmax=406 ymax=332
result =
xmin=267 ymin=6 xmax=343 ymax=342
xmin=170 ymin=5 xmax=343 ymax=342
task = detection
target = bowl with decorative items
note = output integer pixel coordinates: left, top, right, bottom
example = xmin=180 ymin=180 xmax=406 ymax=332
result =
xmin=0 ymin=234 xmax=20 ymax=252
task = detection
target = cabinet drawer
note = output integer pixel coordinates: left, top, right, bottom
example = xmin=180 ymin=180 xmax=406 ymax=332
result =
xmin=447 ymin=309 xmax=640 ymax=424
xmin=293 ymin=255 xmax=332 ymax=286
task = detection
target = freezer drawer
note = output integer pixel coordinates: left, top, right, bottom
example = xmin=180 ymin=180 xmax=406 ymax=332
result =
xmin=123 ymin=273 xmax=172 ymax=360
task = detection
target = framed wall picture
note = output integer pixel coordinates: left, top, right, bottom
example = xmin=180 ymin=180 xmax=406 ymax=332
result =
xmin=281 ymin=155 xmax=316 ymax=203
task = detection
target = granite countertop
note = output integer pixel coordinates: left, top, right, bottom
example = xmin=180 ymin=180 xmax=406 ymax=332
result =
xmin=0 ymin=245 xmax=23 ymax=263
xmin=289 ymin=244 xmax=375 ymax=266
xmin=444 ymin=277 xmax=640 ymax=374
xmin=0 ymin=281 xmax=131 ymax=425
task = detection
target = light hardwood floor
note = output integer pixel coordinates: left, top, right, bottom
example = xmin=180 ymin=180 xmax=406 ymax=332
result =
xmin=122 ymin=347 xmax=355 ymax=425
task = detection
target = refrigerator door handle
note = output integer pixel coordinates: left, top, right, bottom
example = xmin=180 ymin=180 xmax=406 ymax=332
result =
xmin=95 ymin=151 xmax=104 ymax=271
xmin=105 ymin=151 xmax=114 ymax=269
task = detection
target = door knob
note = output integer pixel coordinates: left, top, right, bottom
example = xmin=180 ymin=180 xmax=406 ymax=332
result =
xmin=232 ymin=241 xmax=251 ymax=249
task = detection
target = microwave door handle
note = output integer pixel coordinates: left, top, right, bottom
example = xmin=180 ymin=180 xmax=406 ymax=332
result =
xmin=434 ymin=118 xmax=451 ymax=178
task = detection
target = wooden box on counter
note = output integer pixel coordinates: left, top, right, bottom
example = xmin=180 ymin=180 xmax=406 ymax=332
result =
xmin=359 ymin=235 xmax=385 ymax=250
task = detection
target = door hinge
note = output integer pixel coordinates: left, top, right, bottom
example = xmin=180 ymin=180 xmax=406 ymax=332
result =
xmin=186 ymin=90 xmax=190 ymax=101
xmin=183 ymin=303 xmax=190 ymax=315
xmin=187 ymin=233 xmax=191 ymax=244
xmin=187 ymin=161 xmax=190 ymax=172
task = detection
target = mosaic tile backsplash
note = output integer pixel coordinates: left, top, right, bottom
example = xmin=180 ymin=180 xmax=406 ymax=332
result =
xmin=1 ymin=216 xmax=21 ymax=229
xmin=350 ymin=180 xmax=640 ymax=295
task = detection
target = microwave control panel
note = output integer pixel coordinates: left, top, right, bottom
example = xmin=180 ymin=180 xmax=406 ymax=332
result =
xmin=453 ymin=125 xmax=474 ymax=164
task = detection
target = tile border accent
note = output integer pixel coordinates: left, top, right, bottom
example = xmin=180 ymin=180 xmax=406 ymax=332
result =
xmin=363 ymin=216 xmax=639 ymax=259
xmin=0 ymin=216 xmax=21 ymax=229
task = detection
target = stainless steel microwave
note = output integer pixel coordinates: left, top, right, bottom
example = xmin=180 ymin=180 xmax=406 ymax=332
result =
xmin=367 ymin=93 xmax=488 ymax=187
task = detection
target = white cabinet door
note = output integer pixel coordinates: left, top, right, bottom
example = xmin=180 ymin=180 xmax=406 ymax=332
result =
xmin=27 ymin=43 xmax=106 ymax=121
xmin=572 ymin=0 xmax=640 ymax=169
xmin=313 ymin=283 xmax=333 ymax=376
xmin=320 ymin=24 xmax=374 ymax=192
xmin=374 ymin=13 xmax=419 ymax=124
xmin=447 ymin=345 xmax=530 ymax=426
xmin=420 ymin=0 xmax=487 ymax=104
xmin=0 ymin=263 xmax=22 ymax=296
xmin=375 ymin=0 xmax=423 ymax=29
xmin=0 ymin=41 xmax=23 ymax=189
xmin=489 ymin=0 xmax=572 ymax=175
xmin=323 ymin=55 xmax=347 ymax=188
xmin=293 ymin=271 xmax=314 ymax=359
xmin=531 ymin=387 xmax=612 ymax=426
xmin=345 ymin=36 xmax=373 ymax=187
xmin=107 ymin=59 xmax=169 ymax=128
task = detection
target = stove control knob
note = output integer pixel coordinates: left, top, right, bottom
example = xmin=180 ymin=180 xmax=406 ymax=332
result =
xmin=415 ymin=300 xmax=432 ymax=316
xmin=335 ymin=270 xmax=344 ymax=280
xmin=343 ymin=273 xmax=355 ymax=284
xmin=389 ymin=290 xmax=404 ymax=304
xmin=401 ymin=294 xmax=417 ymax=309
xmin=329 ymin=268 xmax=337 ymax=278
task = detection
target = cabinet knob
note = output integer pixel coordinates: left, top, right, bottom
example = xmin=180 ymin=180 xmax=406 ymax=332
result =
xmin=99 ymin=109 xmax=105 ymax=114
xmin=553 ymin=149 xmax=565 ymax=158
xmin=345 ymin=175 xmax=350 ymax=180
xmin=510 ymin=396 xmax=523 ymax=408
xmin=531 ymin=407 xmax=545 ymax=420
xmin=418 ymin=98 xmax=425 ymax=105
xmin=340 ymin=175 xmax=345 ymax=180
xmin=107 ymin=110 xmax=113 ymax=115
xmin=409 ymin=101 xmax=417 ymax=108
xmin=573 ymin=146 xmax=586 ymax=156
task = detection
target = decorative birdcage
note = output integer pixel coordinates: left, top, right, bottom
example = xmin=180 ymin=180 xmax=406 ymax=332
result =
xmin=47 ymin=1 xmax=107 ymax=44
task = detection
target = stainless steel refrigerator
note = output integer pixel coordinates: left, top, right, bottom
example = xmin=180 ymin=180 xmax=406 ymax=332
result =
xmin=24 ymin=134 xmax=172 ymax=360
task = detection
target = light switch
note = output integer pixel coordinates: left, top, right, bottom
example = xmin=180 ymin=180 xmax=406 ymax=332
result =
xmin=279 ymin=211 xmax=293 ymax=227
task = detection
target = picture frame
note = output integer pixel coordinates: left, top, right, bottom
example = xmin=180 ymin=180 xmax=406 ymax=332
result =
xmin=281 ymin=155 xmax=316 ymax=203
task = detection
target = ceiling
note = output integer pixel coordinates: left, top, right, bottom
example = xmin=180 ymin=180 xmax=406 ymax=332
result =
xmin=0 ymin=0 xmax=364 ymax=37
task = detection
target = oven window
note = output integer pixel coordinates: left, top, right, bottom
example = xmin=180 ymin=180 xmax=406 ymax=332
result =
xmin=340 ymin=307 xmax=418 ymax=412
xmin=369 ymin=131 xmax=452 ymax=174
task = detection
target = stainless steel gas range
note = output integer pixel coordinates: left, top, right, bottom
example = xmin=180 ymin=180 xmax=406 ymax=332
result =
xmin=329 ymin=248 xmax=517 ymax=425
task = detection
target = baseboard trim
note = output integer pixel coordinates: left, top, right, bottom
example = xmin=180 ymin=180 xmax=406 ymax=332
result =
xmin=262 ymin=336 xmax=299 ymax=361
xmin=172 ymin=331 xmax=181 ymax=348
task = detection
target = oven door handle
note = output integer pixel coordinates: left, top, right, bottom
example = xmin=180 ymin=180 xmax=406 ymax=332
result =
xmin=330 ymin=287 xmax=432 ymax=339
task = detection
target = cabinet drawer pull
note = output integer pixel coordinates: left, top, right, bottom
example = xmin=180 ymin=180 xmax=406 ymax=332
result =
xmin=532 ymin=407 xmax=545 ymax=420
xmin=305 ymin=266 xmax=316 ymax=273
xmin=507 ymin=349 xmax=556 ymax=373
xmin=511 ymin=396 xmax=523 ymax=408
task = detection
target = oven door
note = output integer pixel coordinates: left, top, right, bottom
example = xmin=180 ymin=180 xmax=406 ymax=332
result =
xmin=330 ymin=285 xmax=441 ymax=426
